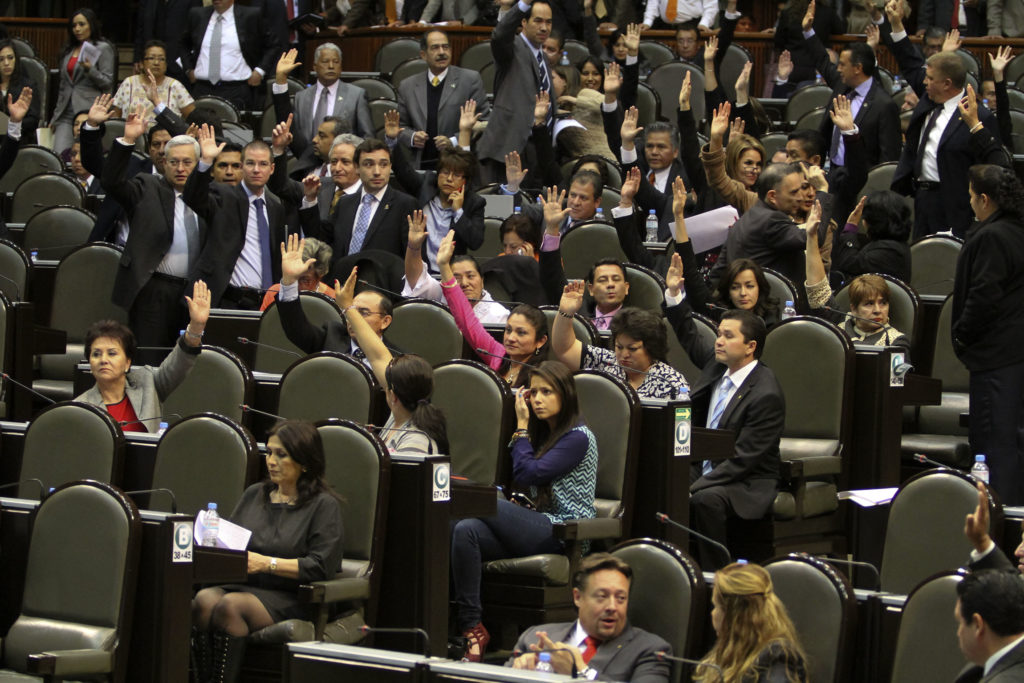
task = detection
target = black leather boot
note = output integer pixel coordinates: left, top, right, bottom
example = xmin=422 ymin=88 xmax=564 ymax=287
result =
xmin=210 ymin=630 xmax=246 ymax=683
xmin=190 ymin=626 xmax=212 ymax=683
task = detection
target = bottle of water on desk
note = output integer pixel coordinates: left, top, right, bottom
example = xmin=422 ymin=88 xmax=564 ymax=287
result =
xmin=203 ymin=502 xmax=220 ymax=547
xmin=645 ymin=210 xmax=659 ymax=242
xmin=535 ymin=652 xmax=554 ymax=672
xmin=781 ymin=300 xmax=796 ymax=320
xmin=972 ymin=455 xmax=990 ymax=485
xmin=559 ymin=51 xmax=570 ymax=66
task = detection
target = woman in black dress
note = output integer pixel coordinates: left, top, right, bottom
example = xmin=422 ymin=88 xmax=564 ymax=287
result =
xmin=191 ymin=420 xmax=344 ymax=683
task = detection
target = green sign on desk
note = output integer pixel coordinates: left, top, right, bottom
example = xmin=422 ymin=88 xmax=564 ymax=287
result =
xmin=674 ymin=406 xmax=691 ymax=457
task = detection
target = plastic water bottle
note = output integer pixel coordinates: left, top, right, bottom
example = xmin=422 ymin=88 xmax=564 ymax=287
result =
xmin=535 ymin=652 xmax=555 ymax=672
xmin=972 ymin=455 xmax=990 ymax=485
xmin=814 ymin=71 xmax=824 ymax=86
xmin=645 ymin=209 xmax=659 ymax=242
xmin=559 ymin=50 xmax=570 ymax=66
xmin=781 ymin=300 xmax=796 ymax=320
xmin=29 ymin=249 xmax=38 ymax=263
xmin=156 ymin=421 xmax=169 ymax=436
xmin=203 ymin=502 xmax=220 ymax=547
xmin=513 ymin=205 xmax=522 ymax=215
xmin=594 ymin=207 xmax=605 ymax=223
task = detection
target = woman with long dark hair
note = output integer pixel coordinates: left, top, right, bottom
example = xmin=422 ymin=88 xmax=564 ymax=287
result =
xmin=451 ymin=361 xmax=597 ymax=661
xmin=52 ymin=8 xmax=114 ymax=155
xmin=0 ymin=39 xmax=40 ymax=143
xmin=952 ymin=164 xmax=1024 ymax=505
xmin=696 ymin=562 xmax=808 ymax=682
xmin=191 ymin=419 xmax=344 ymax=683
xmin=832 ymin=191 xmax=913 ymax=283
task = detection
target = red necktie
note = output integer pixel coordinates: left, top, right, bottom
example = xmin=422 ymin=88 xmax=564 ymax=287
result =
xmin=582 ymin=636 xmax=601 ymax=664
xmin=647 ymin=171 xmax=656 ymax=186
xmin=951 ymin=0 xmax=960 ymax=29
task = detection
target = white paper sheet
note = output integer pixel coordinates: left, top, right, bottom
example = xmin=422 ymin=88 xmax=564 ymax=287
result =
xmin=670 ymin=205 xmax=739 ymax=253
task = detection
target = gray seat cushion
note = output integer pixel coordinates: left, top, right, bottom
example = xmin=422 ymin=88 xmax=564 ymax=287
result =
xmin=773 ymin=481 xmax=838 ymax=521
xmin=483 ymin=554 xmax=570 ymax=586
xmin=781 ymin=438 xmax=840 ymax=462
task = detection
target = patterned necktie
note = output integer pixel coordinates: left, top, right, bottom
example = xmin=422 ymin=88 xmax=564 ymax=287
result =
xmin=537 ymin=50 xmax=549 ymax=94
xmin=704 ymin=375 xmax=734 ymax=474
xmin=349 ymin=193 xmax=375 ymax=254
xmin=312 ymin=85 xmax=329 ymax=139
xmin=582 ymin=636 xmax=600 ymax=664
xmin=253 ymin=197 xmax=273 ymax=289
xmin=647 ymin=171 xmax=656 ymax=186
xmin=432 ymin=76 xmax=440 ymax=87
xmin=208 ymin=14 xmax=223 ymax=84
xmin=331 ymin=188 xmax=344 ymax=212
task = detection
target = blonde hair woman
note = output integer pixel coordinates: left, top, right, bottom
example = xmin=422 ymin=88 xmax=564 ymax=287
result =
xmin=696 ymin=563 xmax=807 ymax=683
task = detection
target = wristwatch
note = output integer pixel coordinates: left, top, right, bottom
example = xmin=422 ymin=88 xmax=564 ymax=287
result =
xmin=269 ymin=557 xmax=278 ymax=574
xmin=577 ymin=666 xmax=598 ymax=680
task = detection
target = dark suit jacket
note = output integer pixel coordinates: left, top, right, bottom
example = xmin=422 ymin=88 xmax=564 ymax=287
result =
xmin=806 ymin=31 xmax=901 ymax=167
xmin=509 ymin=621 xmax=671 ymax=683
xmin=134 ymin=0 xmax=201 ymax=72
xmin=100 ymin=140 xmax=207 ymax=309
xmin=667 ymin=300 xmax=785 ymax=519
xmin=183 ymin=169 xmax=289 ymax=304
xmin=708 ymin=199 xmax=806 ymax=288
xmin=277 ymin=294 xmax=403 ymax=356
xmin=267 ymin=150 xmax=335 ymax=232
xmin=396 ymin=65 xmax=490 ymax=168
xmin=955 ymin=639 xmax=1024 ymax=683
xmin=921 ymin=0 xmax=987 ymax=35
xmin=272 ymin=81 xmax=373 ymax=159
xmin=0 ymin=130 xmax=20 ymax=237
xmin=476 ymin=4 xmax=556 ymax=164
xmin=889 ymin=33 xmax=1009 ymax=234
xmin=180 ymin=4 xmax=280 ymax=79
xmin=299 ymin=183 xmax=418 ymax=265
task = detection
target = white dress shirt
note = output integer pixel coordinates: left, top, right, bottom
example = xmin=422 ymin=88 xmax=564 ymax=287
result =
xmin=918 ymin=89 xmax=965 ymax=182
xmin=229 ymin=183 xmax=270 ymax=288
xmin=642 ymin=0 xmax=717 ymax=28
xmin=195 ymin=5 xmax=256 ymax=82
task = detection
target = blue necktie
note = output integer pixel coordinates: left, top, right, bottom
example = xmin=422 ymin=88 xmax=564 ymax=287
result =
xmin=703 ymin=375 xmax=733 ymax=475
xmin=253 ymin=197 xmax=272 ymax=289
xmin=350 ymin=193 xmax=375 ymax=254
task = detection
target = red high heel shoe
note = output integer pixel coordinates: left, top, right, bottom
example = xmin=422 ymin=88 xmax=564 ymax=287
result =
xmin=461 ymin=622 xmax=490 ymax=662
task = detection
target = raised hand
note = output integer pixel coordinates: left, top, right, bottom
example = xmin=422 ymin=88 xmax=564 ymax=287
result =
xmin=846 ymin=195 xmax=866 ymax=228
xmin=275 ymin=48 xmax=302 ymax=84
xmin=184 ymin=279 xmax=211 ymax=329
xmin=280 ymin=234 xmax=316 ymax=286
xmin=989 ymin=44 xmax=1013 ymax=82
xmin=302 ymin=173 xmax=321 ymax=202
xmin=964 ymin=482 xmax=993 ymax=553
xmin=542 ymin=186 xmax=570 ymax=233
xmin=620 ymin=105 xmax=643 ymax=145
xmin=776 ymin=50 xmax=793 ymax=82
xmin=802 ymin=0 xmax=816 ymax=32
xmin=271 ymin=113 xmax=294 ymax=153
xmin=559 ymin=280 xmax=586 ymax=316
xmin=958 ymin=83 xmax=980 ymax=129
xmin=666 ymin=252 xmax=683 ymax=296
xmin=704 ymin=34 xmax=718 ymax=63
xmin=805 ymin=163 xmax=827 ymax=191
xmin=885 ymin=0 xmax=904 ymax=32
xmin=533 ymin=91 xmax=550 ymax=127
xmin=942 ymin=28 xmax=962 ymax=53
xmin=6 ymin=87 xmax=31 ymax=125
xmin=384 ymin=108 xmax=402 ymax=139
xmin=865 ymin=23 xmax=880 ymax=51
xmin=197 ymin=122 xmax=225 ymax=163
xmin=123 ymin=103 xmax=147 ymax=143
xmin=625 ymin=23 xmax=641 ymax=55
xmin=709 ymin=101 xmax=731 ymax=146
xmin=734 ymin=61 xmax=752 ymax=104
xmin=620 ymin=165 xmax=641 ymax=205
xmin=604 ymin=61 xmax=622 ymax=97
xmin=678 ymin=70 xmax=692 ymax=111
xmin=829 ymin=93 xmax=855 ymax=131
xmin=333 ymin=267 xmax=358 ymax=310
xmin=804 ymin=199 xmax=822 ymax=235
xmin=407 ymin=210 xmax=428 ymax=249
xmin=729 ymin=116 xmax=745 ymax=137
xmin=87 ymin=93 xmax=114 ymax=127
xmin=437 ymin=228 xmax=457 ymax=270
xmin=504 ymin=150 xmax=528 ymax=191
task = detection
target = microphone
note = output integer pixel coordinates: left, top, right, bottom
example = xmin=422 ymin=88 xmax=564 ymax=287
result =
xmin=822 ymin=306 xmax=897 ymax=334
xmin=357 ymin=625 xmax=431 ymax=657
xmin=913 ymin=453 xmax=959 ymax=471
xmin=357 ymin=279 xmax=407 ymax=301
xmin=0 ymin=479 xmax=47 ymax=499
xmin=0 ymin=272 xmax=22 ymax=300
xmin=705 ymin=302 xmax=732 ymax=314
xmin=1 ymin=372 xmax=57 ymax=405
xmin=654 ymin=652 xmax=724 ymax=682
xmin=236 ymin=337 xmax=301 ymax=357
xmin=509 ymin=647 xmax=579 ymax=676
xmin=122 ymin=487 xmax=178 ymax=513
xmin=597 ymin=355 xmax=651 ymax=376
xmin=239 ymin=404 xmax=286 ymax=421
xmin=814 ymin=556 xmax=880 ymax=591
xmin=655 ymin=512 xmax=732 ymax=567
xmin=474 ymin=346 xmax=535 ymax=369
xmin=136 ymin=346 xmax=175 ymax=351
xmin=24 ymin=242 xmax=95 ymax=257
xmin=118 ymin=414 xmax=182 ymax=429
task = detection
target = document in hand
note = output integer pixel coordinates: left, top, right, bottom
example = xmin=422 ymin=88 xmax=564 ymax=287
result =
xmin=194 ymin=508 xmax=252 ymax=550
xmin=77 ymin=41 xmax=102 ymax=68
xmin=670 ymin=205 xmax=739 ymax=254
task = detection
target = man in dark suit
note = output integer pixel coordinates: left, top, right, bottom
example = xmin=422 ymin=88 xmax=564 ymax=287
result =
xmin=708 ymin=163 xmax=809 ymax=288
xmin=299 ymin=138 xmax=418 ymax=267
xmin=801 ymin=5 xmax=900 ymax=172
xmin=180 ymin=0 xmax=281 ymax=111
xmin=186 ymin=128 xmax=289 ymax=309
xmin=618 ymin=116 xmax=688 ymax=238
xmin=965 ymin=482 xmax=1023 ymax=574
xmin=476 ymin=0 xmax=556 ymax=184
xmin=665 ymin=268 xmax=785 ymax=569
xmin=953 ymin=569 xmax=1024 ymax=683
xmin=921 ymin=0 xmax=988 ymax=37
xmin=133 ymin=0 xmax=200 ymax=81
xmin=101 ymin=110 xmax=206 ymax=364
xmin=508 ymin=553 xmax=671 ymax=683
xmin=396 ymin=30 xmax=490 ymax=170
xmin=886 ymin=0 xmax=1009 ymax=238
xmin=272 ymin=45 xmax=373 ymax=156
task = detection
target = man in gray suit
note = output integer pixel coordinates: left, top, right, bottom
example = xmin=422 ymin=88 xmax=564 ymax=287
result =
xmin=396 ymin=29 xmax=489 ymax=170
xmin=508 ymin=553 xmax=671 ymax=682
xmin=954 ymin=569 xmax=1024 ymax=683
xmin=476 ymin=0 xmax=555 ymax=184
xmin=271 ymin=44 xmax=373 ymax=156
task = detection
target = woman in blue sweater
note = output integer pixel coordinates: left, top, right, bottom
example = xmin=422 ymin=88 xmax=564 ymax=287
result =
xmin=451 ymin=361 xmax=598 ymax=662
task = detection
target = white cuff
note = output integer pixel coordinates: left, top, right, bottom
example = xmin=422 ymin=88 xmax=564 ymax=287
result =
xmin=517 ymin=0 xmax=530 ymax=11
xmin=625 ymin=55 xmax=638 ymax=65
xmin=664 ymin=288 xmax=684 ymax=306
xmin=610 ymin=206 xmax=633 ymax=219
xmin=803 ymin=29 xmax=815 ymax=39
xmin=279 ymin=280 xmax=300 ymax=301
xmin=198 ymin=160 xmax=212 ymax=172
xmin=154 ymin=102 xmax=167 ymax=115
xmin=840 ymin=125 xmax=860 ymax=136
xmin=254 ymin=67 xmax=266 ymax=77
xmin=620 ymin=146 xmax=638 ymax=164
xmin=601 ymin=100 xmax=618 ymax=112
xmin=891 ymin=29 xmax=908 ymax=42
xmin=82 ymin=122 xmax=100 ymax=131
xmin=969 ymin=540 xmax=997 ymax=563
xmin=724 ymin=10 xmax=741 ymax=19
xmin=301 ymin=196 xmax=318 ymax=209
xmin=6 ymin=120 xmax=20 ymax=140
xmin=271 ymin=82 xmax=289 ymax=94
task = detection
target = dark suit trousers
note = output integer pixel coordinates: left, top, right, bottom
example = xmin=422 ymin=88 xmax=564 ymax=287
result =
xmin=914 ymin=184 xmax=960 ymax=239
xmin=969 ymin=359 xmax=1024 ymax=505
xmin=689 ymin=481 xmax=738 ymax=571
xmin=130 ymin=273 xmax=189 ymax=366
xmin=192 ymin=79 xmax=257 ymax=111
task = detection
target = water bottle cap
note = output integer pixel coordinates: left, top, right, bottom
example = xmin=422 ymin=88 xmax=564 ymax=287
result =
xmin=158 ymin=421 xmax=168 ymax=429
xmin=649 ymin=209 xmax=656 ymax=215
xmin=539 ymin=652 xmax=551 ymax=661
xmin=785 ymin=300 xmax=794 ymax=306
xmin=207 ymin=502 xmax=218 ymax=510
xmin=975 ymin=454 xmax=986 ymax=463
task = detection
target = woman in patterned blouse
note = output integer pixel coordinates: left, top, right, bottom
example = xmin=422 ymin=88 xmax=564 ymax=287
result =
xmin=450 ymin=361 xmax=598 ymax=663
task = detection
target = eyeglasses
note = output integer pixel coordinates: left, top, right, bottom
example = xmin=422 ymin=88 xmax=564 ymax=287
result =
xmin=144 ymin=56 xmax=167 ymax=62
xmin=165 ymin=158 xmax=196 ymax=168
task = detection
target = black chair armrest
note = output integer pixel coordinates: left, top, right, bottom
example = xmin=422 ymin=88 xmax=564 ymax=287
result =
xmin=299 ymin=576 xmax=370 ymax=604
xmin=552 ymin=518 xmax=622 ymax=541
xmin=27 ymin=649 xmax=113 ymax=676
